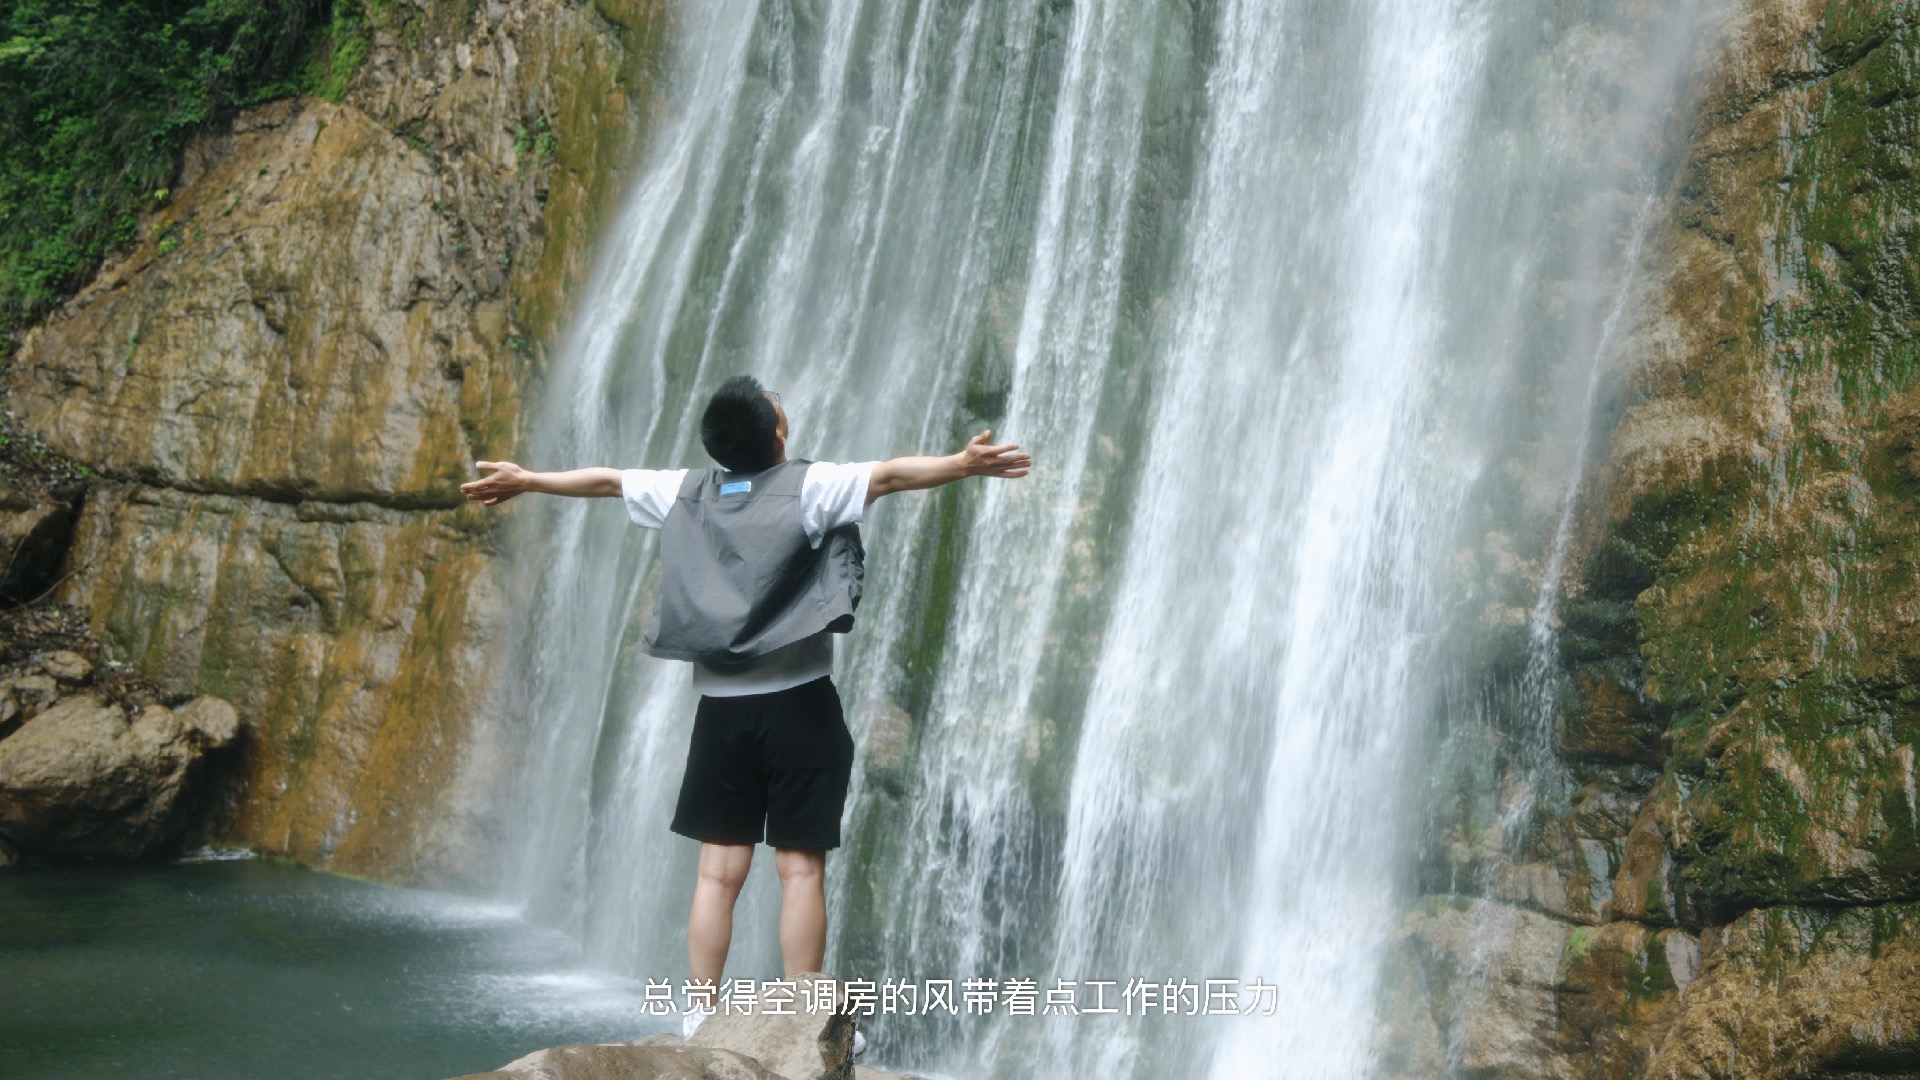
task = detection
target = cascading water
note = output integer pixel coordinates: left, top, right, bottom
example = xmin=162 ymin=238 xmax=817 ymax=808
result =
xmin=1422 ymin=7 xmax=1711 ymax=1062
xmin=491 ymin=0 xmax=1709 ymax=1076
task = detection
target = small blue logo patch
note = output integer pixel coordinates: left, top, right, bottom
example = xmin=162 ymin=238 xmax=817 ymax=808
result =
xmin=719 ymin=481 xmax=752 ymax=496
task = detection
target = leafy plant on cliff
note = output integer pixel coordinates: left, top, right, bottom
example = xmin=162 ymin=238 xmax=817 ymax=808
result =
xmin=0 ymin=0 xmax=329 ymax=334
xmin=311 ymin=0 xmax=368 ymax=104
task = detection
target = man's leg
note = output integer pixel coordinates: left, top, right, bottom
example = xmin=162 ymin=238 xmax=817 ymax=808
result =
xmin=773 ymin=847 xmax=827 ymax=977
xmin=688 ymin=841 xmax=754 ymax=1006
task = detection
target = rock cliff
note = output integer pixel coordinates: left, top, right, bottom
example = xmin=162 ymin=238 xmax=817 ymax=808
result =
xmin=2 ymin=0 xmax=665 ymax=886
xmin=1393 ymin=1 xmax=1920 ymax=1076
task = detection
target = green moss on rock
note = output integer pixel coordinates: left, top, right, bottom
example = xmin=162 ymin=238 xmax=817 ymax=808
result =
xmin=1576 ymin=0 xmax=1920 ymax=916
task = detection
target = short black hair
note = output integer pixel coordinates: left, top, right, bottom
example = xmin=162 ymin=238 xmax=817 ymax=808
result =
xmin=700 ymin=374 xmax=780 ymax=472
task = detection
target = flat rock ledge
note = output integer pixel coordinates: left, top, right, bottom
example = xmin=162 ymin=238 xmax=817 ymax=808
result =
xmin=449 ymin=973 xmax=927 ymax=1080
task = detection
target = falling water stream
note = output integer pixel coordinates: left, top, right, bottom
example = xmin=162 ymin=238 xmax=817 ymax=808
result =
xmin=493 ymin=1 xmax=1709 ymax=1076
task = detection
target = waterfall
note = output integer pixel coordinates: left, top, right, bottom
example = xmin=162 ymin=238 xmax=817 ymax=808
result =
xmin=492 ymin=0 xmax=1707 ymax=1076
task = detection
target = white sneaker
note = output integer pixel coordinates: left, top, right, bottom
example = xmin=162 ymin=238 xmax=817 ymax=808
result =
xmin=852 ymin=1028 xmax=867 ymax=1058
xmin=680 ymin=1004 xmax=715 ymax=1039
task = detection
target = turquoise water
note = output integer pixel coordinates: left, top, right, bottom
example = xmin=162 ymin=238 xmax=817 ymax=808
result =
xmin=0 ymin=858 xmax=666 ymax=1080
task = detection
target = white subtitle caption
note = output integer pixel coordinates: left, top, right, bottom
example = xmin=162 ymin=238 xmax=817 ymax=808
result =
xmin=644 ymin=977 xmax=1283 ymax=1017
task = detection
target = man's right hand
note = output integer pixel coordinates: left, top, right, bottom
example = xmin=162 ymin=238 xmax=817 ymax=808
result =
xmin=866 ymin=431 xmax=1033 ymax=503
xmin=462 ymin=461 xmax=532 ymax=506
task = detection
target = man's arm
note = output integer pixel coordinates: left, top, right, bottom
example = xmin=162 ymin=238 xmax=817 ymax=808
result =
xmin=867 ymin=430 xmax=1031 ymax=505
xmin=460 ymin=461 xmax=622 ymax=505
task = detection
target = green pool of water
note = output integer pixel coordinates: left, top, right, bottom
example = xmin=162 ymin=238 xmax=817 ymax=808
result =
xmin=0 ymin=857 xmax=667 ymax=1079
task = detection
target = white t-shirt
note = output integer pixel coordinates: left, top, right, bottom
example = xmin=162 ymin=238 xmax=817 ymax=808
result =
xmin=621 ymin=460 xmax=876 ymax=696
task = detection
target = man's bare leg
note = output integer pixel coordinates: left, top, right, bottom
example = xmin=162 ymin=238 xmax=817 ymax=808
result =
xmin=774 ymin=847 xmax=827 ymax=977
xmin=688 ymin=842 xmax=754 ymax=1007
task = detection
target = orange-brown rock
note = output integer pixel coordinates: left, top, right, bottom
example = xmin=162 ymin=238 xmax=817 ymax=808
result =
xmin=2 ymin=0 xmax=665 ymax=886
xmin=1642 ymin=906 xmax=1920 ymax=1079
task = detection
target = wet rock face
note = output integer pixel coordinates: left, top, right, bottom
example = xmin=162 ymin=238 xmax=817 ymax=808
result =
xmin=0 ymin=693 xmax=241 ymax=860
xmin=1386 ymin=901 xmax=1576 ymax=1080
xmin=1 ymin=0 xmax=663 ymax=885
xmin=1642 ymin=905 xmax=1920 ymax=1080
xmin=1392 ymin=1 xmax=1920 ymax=1076
xmin=1602 ymin=0 xmax=1920 ymax=919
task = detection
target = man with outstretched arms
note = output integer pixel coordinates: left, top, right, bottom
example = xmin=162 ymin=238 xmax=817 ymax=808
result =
xmin=460 ymin=375 xmax=1030 ymax=1045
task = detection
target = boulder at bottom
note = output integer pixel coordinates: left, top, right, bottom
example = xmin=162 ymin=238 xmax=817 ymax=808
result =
xmin=451 ymin=972 xmax=932 ymax=1080
xmin=0 ymin=693 xmax=240 ymax=859
xmin=449 ymin=1042 xmax=780 ymax=1080
xmin=688 ymin=972 xmax=855 ymax=1080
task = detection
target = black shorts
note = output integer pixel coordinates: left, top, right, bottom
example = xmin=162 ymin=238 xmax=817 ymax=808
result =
xmin=669 ymin=676 xmax=856 ymax=850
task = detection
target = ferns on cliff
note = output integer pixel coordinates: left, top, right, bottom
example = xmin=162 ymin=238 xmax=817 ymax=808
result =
xmin=0 ymin=0 xmax=338 ymax=335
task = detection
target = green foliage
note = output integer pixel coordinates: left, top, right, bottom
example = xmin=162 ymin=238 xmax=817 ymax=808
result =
xmin=310 ymin=0 xmax=366 ymax=103
xmin=0 ymin=0 xmax=332 ymax=333
xmin=513 ymin=114 xmax=555 ymax=176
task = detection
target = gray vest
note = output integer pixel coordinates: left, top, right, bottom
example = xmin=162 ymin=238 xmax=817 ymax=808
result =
xmin=642 ymin=459 xmax=865 ymax=667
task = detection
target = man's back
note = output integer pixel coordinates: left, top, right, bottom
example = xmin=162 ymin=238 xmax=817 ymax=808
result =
xmin=620 ymin=459 xmax=875 ymax=693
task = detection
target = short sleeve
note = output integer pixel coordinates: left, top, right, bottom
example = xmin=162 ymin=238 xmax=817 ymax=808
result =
xmin=620 ymin=468 xmax=687 ymax=529
xmin=801 ymin=461 xmax=876 ymax=547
